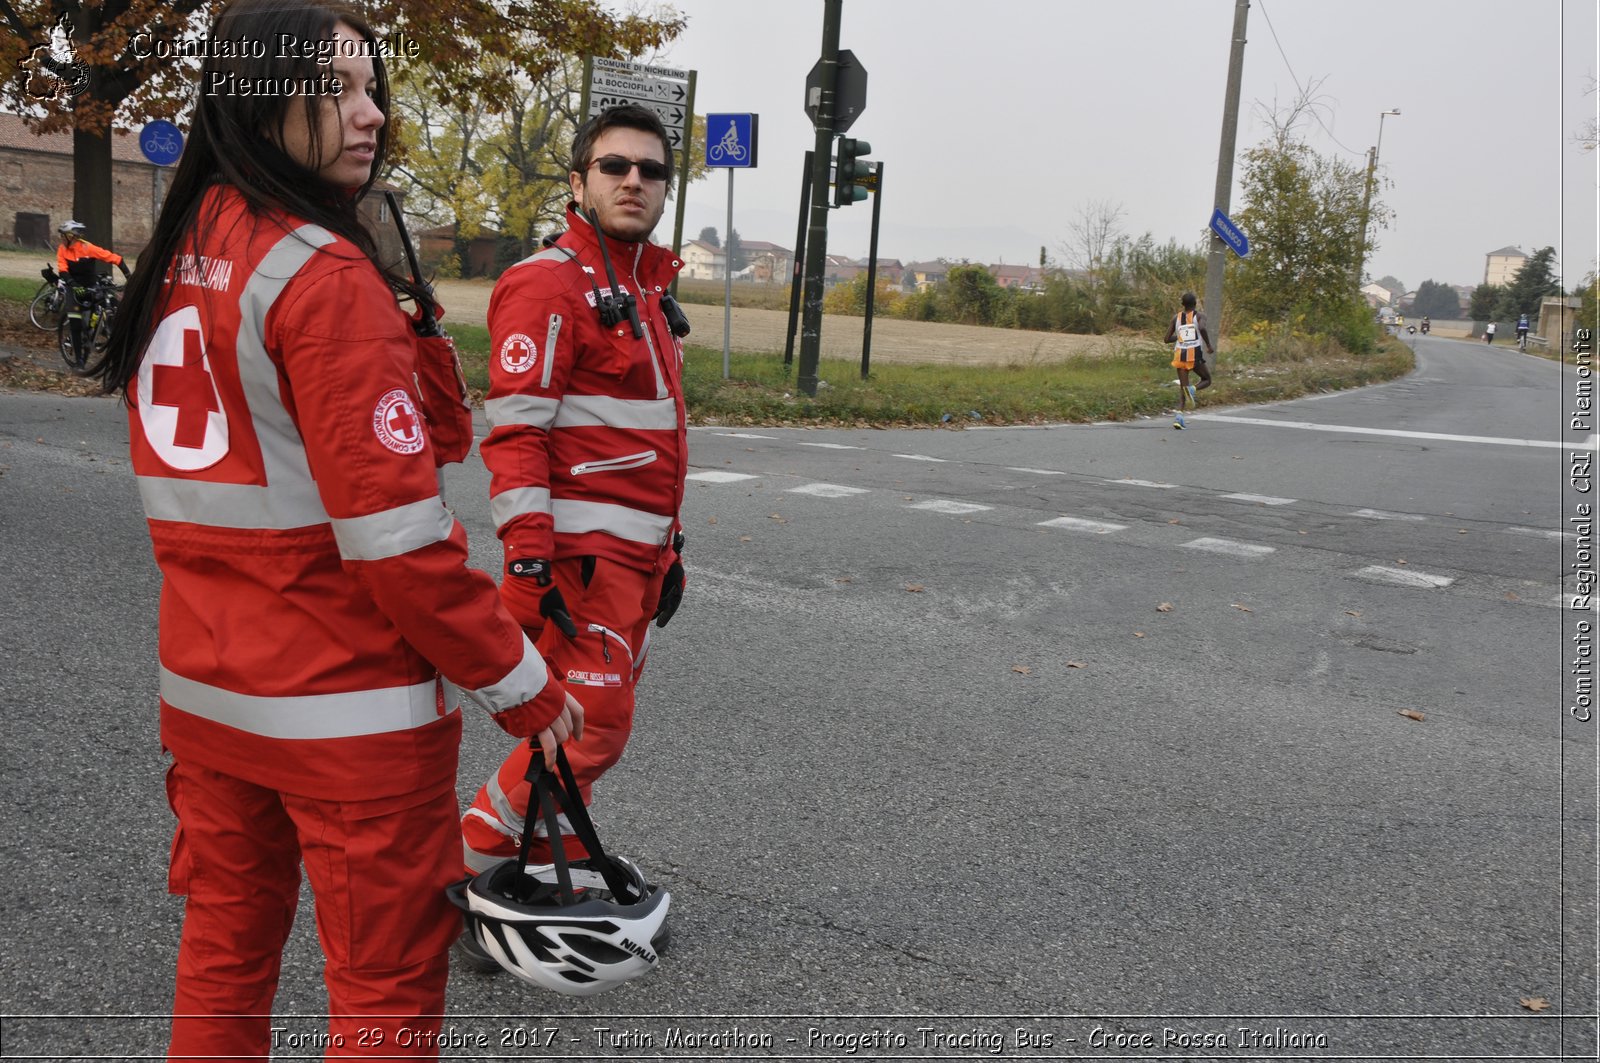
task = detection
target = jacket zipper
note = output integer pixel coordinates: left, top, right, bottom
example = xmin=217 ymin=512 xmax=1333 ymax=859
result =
xmin=631 ymin=244 xmax=669 ymax=400
xmin=570 ymin=449 xmax=658 ymax=476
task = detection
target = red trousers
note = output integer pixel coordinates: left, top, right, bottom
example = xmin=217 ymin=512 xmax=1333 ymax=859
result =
xmin=164 ymin=759 xmax=461 ymax=1061
xmin=462 ymin=556 xmax=660 ymax=871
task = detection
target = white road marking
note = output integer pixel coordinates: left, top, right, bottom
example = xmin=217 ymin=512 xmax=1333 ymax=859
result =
xmin=795 ymin=442 xmax=863 ymax=450
xmin=1039 ymin=516 xmax=1127 ymax=535
xmin=716 ymin=432 xmax=778 ymax=439
xmin=909 ymin=500 xmax=993 ymax=515
xmin=1108 ymin=478 xmax=1178 ymax=489
xmin=1351 ymin=508 xmax=1427 ymax=521
xmin=1191 ymin=413 xmax=1589 ymax=451
xmin=1222 ymin=492 xmax=1296 ymax=506
xmin=893 ymin=453 xmax=949 ymax=462
xmin=1006 ymin=466 xmax=1067 ymax=475
xmin=1357 ymin=565 xmax=1455 ymax=589
xmin=688 ymin=470 xmax=758 ymax=483
xmin=1181 ymin=537 xmax=1276 ymax=558
xmin=787 ymin=483 xmax=869 ymax=498
xmin=1506 ymin=526 xmax=1579 ymax=542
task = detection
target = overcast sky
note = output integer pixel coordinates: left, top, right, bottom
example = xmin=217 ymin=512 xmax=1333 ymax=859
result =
xmin=640 ymin=0 xmax=1598 ymax=294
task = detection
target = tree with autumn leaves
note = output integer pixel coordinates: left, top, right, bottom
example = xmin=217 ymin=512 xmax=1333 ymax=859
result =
xmin=0 ymin=0 xmax=684 ymax=253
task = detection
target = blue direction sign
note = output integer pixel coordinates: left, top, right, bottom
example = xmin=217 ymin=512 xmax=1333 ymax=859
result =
xmin=705 ymin=113 xmax=757 ymax=168
xmin=1210 ymin=207 xmax=1249 ymax=257
xmin=139 ymin=120 xmax=183 ymax=166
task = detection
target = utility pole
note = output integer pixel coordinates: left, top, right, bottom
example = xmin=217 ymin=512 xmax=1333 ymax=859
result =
xmin=796 ymin=0 xmax=843 ymax=398
xmin=1356 ymin=109 xmax=1399 ymax=289
xmin=1202 ymin=0 xmax=1249 ymax=360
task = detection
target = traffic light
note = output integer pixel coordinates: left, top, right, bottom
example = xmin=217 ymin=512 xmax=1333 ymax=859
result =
xmin=834 ymin=137 xmax=874 ymax=207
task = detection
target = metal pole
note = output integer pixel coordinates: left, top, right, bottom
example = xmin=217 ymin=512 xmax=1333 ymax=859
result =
xmin=861 ymin=162 xmax=883 ymax=380
xmin=784 ymin=150 xmax=813 ymax=370
xmin=797 ymin=0 xmax=843 ymax=398
xmin=669 ymin=70 xmax=697 ymax=301
xmin=1356 ymin=146 xmax=1376 ymax=289
xmin=1202 ymin=0 xmax=1249 ymax=361
xmin=722 ymin=167 xmax=734 ymax=379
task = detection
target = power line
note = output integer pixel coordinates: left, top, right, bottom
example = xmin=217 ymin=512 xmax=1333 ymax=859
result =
xmin=1256 ymin=0 xmax=1366 ymax=158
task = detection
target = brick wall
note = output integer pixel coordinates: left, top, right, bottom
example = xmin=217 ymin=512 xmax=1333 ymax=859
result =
xmin=2 ymin=148 xmax=173 ymax=256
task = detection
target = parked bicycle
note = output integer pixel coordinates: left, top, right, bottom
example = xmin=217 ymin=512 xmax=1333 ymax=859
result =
xmin=58 ymin=273 xmax=122 ymax=373
xmin=28 ymin=266 xmax=67 ymax=331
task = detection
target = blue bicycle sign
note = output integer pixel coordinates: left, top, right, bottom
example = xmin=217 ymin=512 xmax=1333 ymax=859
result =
xmin=140 ymin=120 xmax=184 ymax=166
xmin=705 ymin=114 xmax=758 ymax=169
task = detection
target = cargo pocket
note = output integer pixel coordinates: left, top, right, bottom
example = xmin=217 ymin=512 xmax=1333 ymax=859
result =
xmin=163 ymin=762 xmax=194 ymax=896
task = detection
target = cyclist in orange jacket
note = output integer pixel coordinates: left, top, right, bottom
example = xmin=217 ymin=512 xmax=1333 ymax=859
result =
xmin=55 ymin=220 xmax=130 ymax=352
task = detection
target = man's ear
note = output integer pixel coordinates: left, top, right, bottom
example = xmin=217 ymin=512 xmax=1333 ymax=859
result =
xmin=569 ymin=170 xmax=585 ymax=208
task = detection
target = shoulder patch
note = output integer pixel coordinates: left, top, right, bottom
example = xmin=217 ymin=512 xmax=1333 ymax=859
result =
xmin=499 ymin=332 xmax=538 ymax=375
xmin=372 ymin=388 xmax=426 ymax=455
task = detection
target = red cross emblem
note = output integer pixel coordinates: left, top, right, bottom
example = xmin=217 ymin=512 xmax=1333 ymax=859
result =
xmin=372 ymin=388 xmax=426 ymax=455
xmin=151 ymin=328 xmax=218 ymax=449
xmin=499 ymin=332 xmax=537 ymax=374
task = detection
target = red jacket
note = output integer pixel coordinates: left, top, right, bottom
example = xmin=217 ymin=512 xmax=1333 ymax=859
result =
xmin=481 ymin=204 xmax=686 ymax=627
xmin=58 ymin=238 xmax=123 ymax=276
xmin=127 ymin=186 xmax=567 ymax=800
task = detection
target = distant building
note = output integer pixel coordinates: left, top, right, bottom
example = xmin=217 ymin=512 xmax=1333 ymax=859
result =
xmin=734 ymin=240 xmax=793 ymax=283
xmin=988 ymin=263 xmax=1047 ymax=291
xmin=1484 ymin=246 xmax=1527 ymax=286
xmin=904 ymin=260 xmax=949 ymax=291
xmin=680 ymin=239 xmax=725 ymax=281
xmin=1360 ymin=282 xmax=1395 ymax=308
xmin=418 ymin=223 xmax=502 ymax=278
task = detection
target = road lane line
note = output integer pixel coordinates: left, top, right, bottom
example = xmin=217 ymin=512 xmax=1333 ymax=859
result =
xmin=688 ymin=471 xmax=758 ymax=483
xmin=1351 ymin=508 xmax=1428 ymax=521
xmin=1039 ymin=516 xmax=1127 ymax=535
xmin=1222 ymin=492 xmax=1296 ymax=506
xmin=893 ymin=453 xmax=949 ymax=462
xmin=1191 ymin=413 xmax=1588 ymax=450
xmin=795 ymin=442 xmax=863 ymax=450
xmin=1181 ymin=537 xmax=1276 ymax=558
xmin=1108 ymin=478 xmax=1178 ymax=489
xmin=1506 ymin=526 xmax=1579 ymax=542
xmin=1006 ymin=467 xmax=1067 ymax=475
xmin=909 ymin=500 xmax=993 ymax=515
xmin=1357 ymin=565 xmax=1455 ymax=589
xmin=715 ymin=432 xmax=778 ymax=439
xmin=788 ymin=483 xmax=870 ymax=498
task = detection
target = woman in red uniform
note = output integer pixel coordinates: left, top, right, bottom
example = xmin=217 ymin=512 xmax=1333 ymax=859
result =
xmin=96 ymin=1 xmax=580 ymax=1058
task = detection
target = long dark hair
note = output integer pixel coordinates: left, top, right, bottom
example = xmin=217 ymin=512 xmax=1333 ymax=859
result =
xmin=97 ymin=0 xmax=425 ymax=396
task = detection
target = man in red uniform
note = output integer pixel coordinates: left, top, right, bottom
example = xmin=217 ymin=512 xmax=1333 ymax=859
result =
xmin=460 ymin=105 xmax=689 ymax=934
xmin=55 ymin=220 xmax=130 ymax=353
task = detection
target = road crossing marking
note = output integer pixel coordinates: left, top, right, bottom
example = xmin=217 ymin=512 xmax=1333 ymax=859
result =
xmin=788 ymin=483 xmax=870 ymax=498
xmin=909 ymin=500 xmax=993 ymax=515
xmin=715 ymin=432 xmax=778 ymax=439
xmin=1222 ymin=493 xmax=1296 ymax=506
xmin=1182 ymin=537 xmax=1276 ymax=558
xmin=893 ymin=453 xmax=949 ymax=462
xmin=1506 ymin=526 xmax=1578 ymax=542
xmin=1190 ymin=413 xmax=1588 ymax=451
xmin=1351 ymin=508 xmax=1427 ymax=521
xmin=1005 ymin=467 xmax=1067 ymax=475
xmin=1038 ymin=516 xmax=1127 ymax=535
xmin=1357 ymin=565 xmax=1455 ymax=589
xmin=795 ymin=442 xmax=863 ymax=450
xmin=688 ymin=470 xmax=758 ymax=483
xmin=1109 ymin=478 xmax=1178 ymax=489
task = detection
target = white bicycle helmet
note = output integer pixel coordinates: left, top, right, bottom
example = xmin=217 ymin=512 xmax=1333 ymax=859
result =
xmin=448 ymin=855 xmax=669 ymax=996
xmin=58 ymin=220 xmax=87 ymax=236
xmin=446 ymin=744 xmax=671 ymax=996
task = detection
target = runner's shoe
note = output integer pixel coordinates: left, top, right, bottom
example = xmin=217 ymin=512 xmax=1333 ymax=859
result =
xmin=1187 ymin=384 xmax=1197 ymax=404
xmin=1173 ymin=413 xmax=1186 ymax=430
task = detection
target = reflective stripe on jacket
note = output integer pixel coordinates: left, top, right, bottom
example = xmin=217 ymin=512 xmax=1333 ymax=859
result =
xmin=128 ymin=186 xmax=565 ymax=799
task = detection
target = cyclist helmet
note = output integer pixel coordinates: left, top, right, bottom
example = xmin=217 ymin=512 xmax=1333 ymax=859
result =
xmin=447 ymin=855 xmax=670 ymax=996
xmin=58 ymin=220 xmax=87 ymax=237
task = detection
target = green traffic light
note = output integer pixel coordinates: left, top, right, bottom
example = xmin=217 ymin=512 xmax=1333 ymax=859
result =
xmin=834 ymin=137 xmax=874 ymax=207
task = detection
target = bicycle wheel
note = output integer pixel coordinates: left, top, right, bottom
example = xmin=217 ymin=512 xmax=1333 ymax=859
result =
xmin=29 ymin=286 xmax=63 ymax=331
xmin=58 ymin=316 xmax=89 ymax=372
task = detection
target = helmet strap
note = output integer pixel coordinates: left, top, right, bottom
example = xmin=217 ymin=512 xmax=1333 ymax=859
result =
xmin=521 ymin=744 xmax=642 ymax=903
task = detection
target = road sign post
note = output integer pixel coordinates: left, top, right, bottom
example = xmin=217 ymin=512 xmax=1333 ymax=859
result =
xmin=706 ymin=114 xmax=759 ymax=380
xmin=796 ymin=0 xmax=846 ymax=398
xmin=1209 ymin=207 xmax=1250 ymax=258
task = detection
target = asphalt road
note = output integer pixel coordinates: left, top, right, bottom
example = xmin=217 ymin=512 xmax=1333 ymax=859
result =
xmin=1 ymin=334 xmax=1595 ymax=1060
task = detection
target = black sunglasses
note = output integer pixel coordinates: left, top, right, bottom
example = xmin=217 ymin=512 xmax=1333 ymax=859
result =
xmin=589 ymin=154 xmax=672 ymax=182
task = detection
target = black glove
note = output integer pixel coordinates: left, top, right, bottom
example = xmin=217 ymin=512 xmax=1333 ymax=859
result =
xmin=118 ymin=262 xmax=131 ymax=280
xmin=509 ymin=558 xmax=578 ymax=639
xmin=654 ymin=533 xmax=686 ymax=628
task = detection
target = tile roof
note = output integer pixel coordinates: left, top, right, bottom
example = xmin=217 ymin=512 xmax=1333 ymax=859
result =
xmin=0 ymin=111 xmax=156 ymax=164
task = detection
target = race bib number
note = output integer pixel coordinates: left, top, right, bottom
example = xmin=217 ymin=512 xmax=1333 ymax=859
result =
xmin=1177 ymin=323 xmax=1199 ymax=344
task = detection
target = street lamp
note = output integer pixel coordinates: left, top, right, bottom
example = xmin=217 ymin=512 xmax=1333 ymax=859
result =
xmin=1357 ymin=108 xmax=1401 ymax=288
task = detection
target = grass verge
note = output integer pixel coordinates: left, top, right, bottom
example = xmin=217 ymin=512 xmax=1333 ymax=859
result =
xmin=2 ymin=280 xmax=1414 ymax=425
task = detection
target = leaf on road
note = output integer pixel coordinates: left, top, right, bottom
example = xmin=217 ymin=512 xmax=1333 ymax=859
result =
xmin=1012 ymin=665 xmax=1032 ymax=675
xmin=1298 ymin=529 xmax=1309 ymax=535
xmin=1398 ymin=709 xmax=1426 ymax=722
xmin=1167 ymin=518 xmax=1182 ymax=525
xmin=1396 ymin=558 xmax=1408 ymax=565
xmin=1519 ymin=997 xmax=1551 ymax=1012
xmin=905 ymin=583 xmax=924 ymax=593
xmin=833 ymin=577 xmax=853 ymax=584
xmin=1505 ymin=591 xmax=1520 ymax=601
xmin=1458 ymin=529 xmax=1468 ymax=535
xmin=1345 ymin=610 xmax=1362 ymax=617
xmin=738 ymin=535 xmax=752 ymax=542
xmin=1231 ymin=603 xmax=1254 ymax=612
xmin=1066 ymin=661 xmax=1088 ymax=669
xmin=769 ymin=513 xmax=786 ymax=522
xmin=1156 ymin=602 xmax=1174 ymax=612
xmin=1133 ymin=631 xmax=1146 ymax=638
